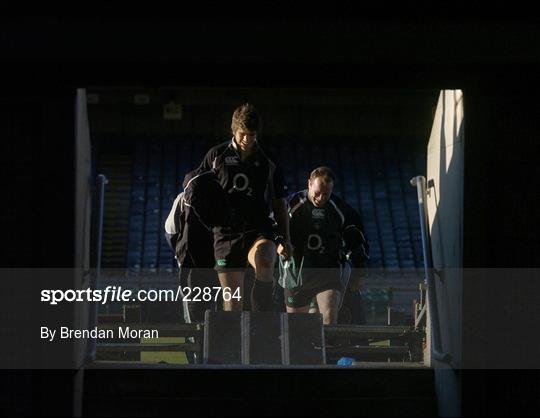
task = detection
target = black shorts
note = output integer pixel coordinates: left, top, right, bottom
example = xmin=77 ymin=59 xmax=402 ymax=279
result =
xmin=284 ymin=280 xmax=343 ymax=308
xmin=213 ymin=225 xmax=276 ymax=272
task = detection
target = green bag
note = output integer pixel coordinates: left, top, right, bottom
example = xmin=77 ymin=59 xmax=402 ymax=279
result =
xmin=278 ymin=255 xmax=304 ymax=290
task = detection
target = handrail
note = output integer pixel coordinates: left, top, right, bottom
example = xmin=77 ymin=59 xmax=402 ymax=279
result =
xmin=410 ymin=176 xmax=452 ymax=365
xmin=85 ymin=174 xmax=108 ymax=363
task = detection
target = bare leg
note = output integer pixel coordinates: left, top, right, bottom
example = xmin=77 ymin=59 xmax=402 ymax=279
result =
xmin=218 ymin=271 xmax=244 ymax=311
xmin=316 ymin=289 xmax=342 ymax=325
xmin=247 ymin=239 xmax=277 ymax=311
xmin=247 ymin=239 xmax=276 ymax=283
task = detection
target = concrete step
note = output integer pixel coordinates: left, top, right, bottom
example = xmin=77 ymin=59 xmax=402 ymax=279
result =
xmin=325 ymin=325 xmax=417 ymax=338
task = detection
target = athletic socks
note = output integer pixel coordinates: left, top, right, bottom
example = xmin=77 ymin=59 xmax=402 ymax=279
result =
xmin=250 ymin=280 xmax=274 ymax=312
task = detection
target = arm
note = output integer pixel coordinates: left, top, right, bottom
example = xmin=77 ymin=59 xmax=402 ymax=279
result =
xmin=272 ymin=197 xmax=293 ymax=260
xmin=266 ymin=153 xmax=292 ymax=258
xmin=343 ymin=224 xmax=370 ymax=266
xmin=341 ymin=203 xmax=370 ymax=291
xmin=341 ymin=201 xmax=370 ymax=264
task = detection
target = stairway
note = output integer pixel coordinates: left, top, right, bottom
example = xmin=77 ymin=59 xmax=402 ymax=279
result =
xmin=85 ymin=291 xmax=434 ymax=416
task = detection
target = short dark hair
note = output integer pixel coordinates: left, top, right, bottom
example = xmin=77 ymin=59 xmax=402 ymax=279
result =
xmin=309 ymin=166 xmax=336 ymax=184
xmin=231 ymin=103 xmax=261 ymax=134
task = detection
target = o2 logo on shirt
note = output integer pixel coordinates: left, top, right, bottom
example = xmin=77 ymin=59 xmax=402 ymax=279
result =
xmin=228 ymin=173 xmax=253 ymax=196
xmin=307 ymin=233 xmax=325 ymax=254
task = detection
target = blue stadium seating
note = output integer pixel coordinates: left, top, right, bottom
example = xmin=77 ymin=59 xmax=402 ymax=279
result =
xmin=95 ymin=136 xmax=427 ymax=274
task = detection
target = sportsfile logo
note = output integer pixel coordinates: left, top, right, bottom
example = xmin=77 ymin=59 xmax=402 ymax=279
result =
xmin=40 ymin=285 xmax=241 ymax=305
xmin=312 ymin=208 xmax=325 ymax=219
xmin=225 ymin=156 xmax=239 ymax=165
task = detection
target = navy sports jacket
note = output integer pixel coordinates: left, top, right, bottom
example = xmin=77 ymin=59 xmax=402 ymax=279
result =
xmin=199 ymin=139 xmax=288 ymax=230
xmin=164 ymin=166 xmax=232 ymax=268
xmin=288 ymin=190 xmax=370 ymax=268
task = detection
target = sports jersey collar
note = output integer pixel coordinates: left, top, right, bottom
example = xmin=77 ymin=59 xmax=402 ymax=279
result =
xmin=306 ymin=191 xmax=333 ymax=209
xmin=231 ymin=136 xmax=259 ymax=151
xmin=230 ymin=137 xmax=260 ymax=152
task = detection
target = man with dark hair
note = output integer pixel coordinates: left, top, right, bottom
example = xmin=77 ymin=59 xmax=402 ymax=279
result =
xmin=280 ymin=166 xmax=369 ymax=325
xmin=199 ymin=103 xmax=292 ymax=311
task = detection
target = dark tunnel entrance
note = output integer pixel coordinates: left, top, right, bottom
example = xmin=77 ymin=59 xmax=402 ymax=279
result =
xmin=79 ymin=86 xmax=443 ymax=367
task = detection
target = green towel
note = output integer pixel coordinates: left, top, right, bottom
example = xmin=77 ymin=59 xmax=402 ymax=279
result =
xmin=278 ymin=255 xmax=304 ymax=290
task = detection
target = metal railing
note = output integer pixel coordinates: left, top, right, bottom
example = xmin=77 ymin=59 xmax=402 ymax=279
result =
xmin=410 ymin=176 xmax=452 ymax=365
xmin=85 ymin=174 xmax=108 ymax=363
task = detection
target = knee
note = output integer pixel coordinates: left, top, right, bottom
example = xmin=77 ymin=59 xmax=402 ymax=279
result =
xmin=256 ymin=256 xmax=274 ymax=270
xmin=254 ymin=248 xmax=276 ymax=270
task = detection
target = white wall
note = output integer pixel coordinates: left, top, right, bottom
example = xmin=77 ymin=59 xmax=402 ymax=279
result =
xmin=74 ymin=88 xmax=93 ymax=368
xmin=426 ymin=90 xmax=465 ymax=416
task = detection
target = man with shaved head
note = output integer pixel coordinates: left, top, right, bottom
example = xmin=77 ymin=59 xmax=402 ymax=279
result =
xmin=280 ymin=166 xmax=369 ymax=325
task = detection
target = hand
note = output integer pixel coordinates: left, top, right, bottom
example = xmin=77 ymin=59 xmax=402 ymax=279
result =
xmin=277 ymin=239 xmax=293 ymax=260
